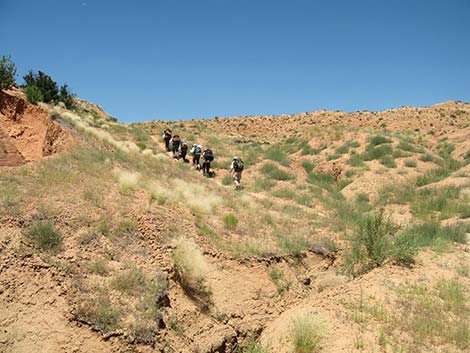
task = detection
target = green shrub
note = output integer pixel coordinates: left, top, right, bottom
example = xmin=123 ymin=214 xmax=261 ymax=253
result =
xmin=404 ymin=159 xmax=417 ymax=168
xmin=261 ymin=163 xmax=295 ymax=181
xmin=23 ymin=70 xmax=59 ymax=103
xmin=326 ymin=153 xmax=341 ymax=161
xmin=369 ymin=135 xmax=392 ymax=146
xmin=25 ymin=85 xmax=43 ymax=105
xmin=265 ymin=146 xmax=290 ymax=166
xmin=0 ymin=55 xmax=16 ymax=89
xmin=26 ymin=220 xmax=62 ymax=251
xmin=380 ymin=155 xmax=397 ymax=168
xmin=347 ymin=153 xmax=365 ymax=167
xmin=223 ymin=214 xmax=239 ymax=230
xmin=59 ymin=83 xmax=75 ymax=109
xmin=420 ymin=153 xmax=434 ymax=162
xmin=301 ymin=160 xmax=315 ymax=173
xmin=362 ymin=144 xmax=393 ymax=161
xmin=344 ymin=211 xmax=397 ymax=277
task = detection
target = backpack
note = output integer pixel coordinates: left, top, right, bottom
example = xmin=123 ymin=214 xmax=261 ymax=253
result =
xmin=181 ymin=141 xmax=188 ymax=151
xmin=193 ymin=145 xmax=202 ymax=155
xmin=233 ymin=158 xmax=244 ymax=172
xmin=204 ymin=149 xmax=214 ymax=161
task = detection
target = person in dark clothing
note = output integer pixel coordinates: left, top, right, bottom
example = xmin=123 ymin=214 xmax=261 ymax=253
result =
xmin=162 ymin=129 xmax=172 ymax=152
xmin=201 ymin=148 xmax=214 ymax=176
xmin=170 ymin=135 xmax=181 ymax=158
xmin=180 ymin=140 xmax=189 ymax=162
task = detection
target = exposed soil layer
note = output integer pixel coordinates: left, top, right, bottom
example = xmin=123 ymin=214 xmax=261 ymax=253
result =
xmin=0 ymin=90 xmax=73 ymax=166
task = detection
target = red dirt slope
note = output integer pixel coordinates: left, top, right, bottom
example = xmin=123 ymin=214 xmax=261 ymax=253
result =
xmin=0 ymin=90 xmax=73 ymax=166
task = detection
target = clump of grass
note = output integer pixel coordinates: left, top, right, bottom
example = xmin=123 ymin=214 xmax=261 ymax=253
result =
xmin=236 ymin=339 xmax=270 ymax=353
xmin=278 ymin=234 xmax=310 ymax=257
xmin=111 ymin=266 xmax=148 ymax=295
xmin=222 ymin=174 xmax=232 ymax=186
xmin=114 ymin=168 xmax=140 ymax=194
xmin=369 ymin=135 xmax=392 ymax=146
xmin=291 ymin=313 xmax=324 ymax=353
xmin=25 ymin=220 xmax=63 ymax=251
xmin=173 ymin=238 xmax=212 ymax=309
xmin=223 ymin=214 xmax=239 ymax=230
xmin=404 ymin=159 xmax=417 ymax=168
xmin=89 ymin=259 xmax=109 ymax=276
xmin=344 ymin=211 xmax=398 ymax=277
xmin=301 ymin=160 xmax=315 ymax=173
xmin=412 ymin=186 xmax=470 ymax=220
xmin=419 ymin=153 xmax=434 ymax=162
xmin=75 ymin=293 xmax=121 ymax=333
xmin=347 ymin=153 xmax=365 ymax=167
xmin=265 ymin=145 xmax=290 ymax=167
xmin=261 ymin=162 xmax=295 ymax=181
xmin=416 ymin=168 xmax=450 ymax=186
xmin=392 ymin=279 xmax=469 ymax=350
xmin=253 ymin=178 xmax=277 ymax=192
xmin=269 ymin=267 xmax=291 ymax=294
xmin=362 ymin=144 xmax=393 ymax=161
xmin=380 ymin=155 xmax=397 ymax=168
xmin=116 ymin=218 xmax=138 ymax=237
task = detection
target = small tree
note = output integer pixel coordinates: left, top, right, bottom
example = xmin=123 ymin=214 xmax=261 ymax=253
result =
xmin=0 ymin=55 xmax=17 ymax=90
xmin=59 ymin=83 xmax=75 ymax=109
xmin=22 ymin=70 xmax=59 ymax=103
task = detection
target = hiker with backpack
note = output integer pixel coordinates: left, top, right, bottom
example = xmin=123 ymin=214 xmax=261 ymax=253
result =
xmin=230 ymin=156 xmax=244 ymax=189
xmin=190 ymin=143 xmax=202 ymax=170
xmin=170 ymin=134 xmax=181 ymax=158
xmin=162 ymin=129 xmax=172 ymax=152
xmin=201 ymin=148 xmax=214 ymax=176
xmin=180 ymin=140 xmax=189 ymax=162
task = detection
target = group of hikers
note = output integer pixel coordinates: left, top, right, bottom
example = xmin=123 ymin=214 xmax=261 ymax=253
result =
xmin=162 ymin=129 xmax=244 ymax=189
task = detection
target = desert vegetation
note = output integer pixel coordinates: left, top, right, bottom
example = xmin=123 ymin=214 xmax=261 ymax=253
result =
xmin=1 ymin=82 xmax=469 ymax=352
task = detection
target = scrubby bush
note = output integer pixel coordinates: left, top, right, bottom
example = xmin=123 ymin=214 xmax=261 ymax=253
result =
xmin=59 ymin=83 xmax=75 ymax=109
xmin=0 ymin=55 xmax=16 ymax=89
xmin=23 ymin=70 xmax=59 ymax=102
xmin=23 ymin=69 xmax=75 ymax=107
xmin=369 ymin=135 xmax=392 ymax=146
xmin=265 ymin=146 xmax=290 ymax=166
xmin=26 ymin=220 xmax=62 ymax=251
xmin=25 ymin=85 xmax=43 ymax=105
xmin=344 ymin=211 xmax=397 ymax=276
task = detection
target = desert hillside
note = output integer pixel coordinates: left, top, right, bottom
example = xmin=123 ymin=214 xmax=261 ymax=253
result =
xmin=0 ymin=89 xmax=469 ymax=353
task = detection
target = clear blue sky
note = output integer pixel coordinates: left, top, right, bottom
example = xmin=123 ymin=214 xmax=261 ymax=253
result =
xmin=1 ymin=0 xmax=469 ymax=122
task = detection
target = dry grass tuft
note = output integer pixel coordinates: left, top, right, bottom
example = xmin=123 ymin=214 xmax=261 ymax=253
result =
xmin=291 ymin=313 xmax=325 ymax=353
xmin=113 ymin=168 xmax=141 ymax=194
xmin=172 ymin=238 xmax=212 ymax=309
